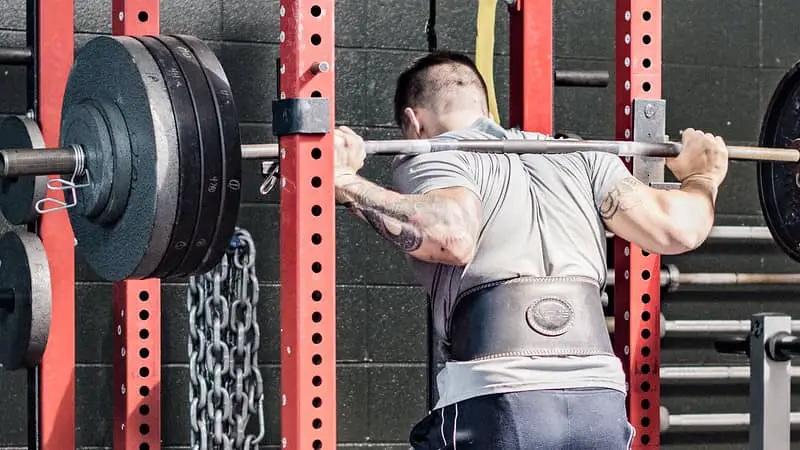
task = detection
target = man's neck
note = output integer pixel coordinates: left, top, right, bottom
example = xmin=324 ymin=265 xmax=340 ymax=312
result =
xmin=435 ymin=111 xmax=488 ymax=135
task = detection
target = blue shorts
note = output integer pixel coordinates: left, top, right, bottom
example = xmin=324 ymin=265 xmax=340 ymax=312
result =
xmin=409 ymin=388 xmax=635 ymax=450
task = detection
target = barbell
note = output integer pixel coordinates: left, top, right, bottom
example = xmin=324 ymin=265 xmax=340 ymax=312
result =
xmin=2 ymin=33 xmax=800 ymax=282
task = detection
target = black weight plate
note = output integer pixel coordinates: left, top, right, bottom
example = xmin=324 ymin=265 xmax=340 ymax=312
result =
xmin=0 ymin=230 xmax=51 ymax=370
xmin=135 ymin=36 xmax=203 ymax=279
xmin=155 ymin=35 xmax=225 ymax=278
xmin=758 ymin=60 xmax=800 ymax=264
xmin=62 ymin=36 xmax=180 ymax=281
xmin=0 ymin=117 xmax=48 ymax=225
xmin=174 ymin=35 xmax=242 ymax=274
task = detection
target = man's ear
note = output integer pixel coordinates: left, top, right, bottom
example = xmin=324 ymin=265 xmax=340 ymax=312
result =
xmin=403 ymin=107 xmax=422 ymax=139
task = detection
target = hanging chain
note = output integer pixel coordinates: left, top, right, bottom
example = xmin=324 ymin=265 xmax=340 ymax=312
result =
xmin=188 ymin=228 xmax=265 ymax=450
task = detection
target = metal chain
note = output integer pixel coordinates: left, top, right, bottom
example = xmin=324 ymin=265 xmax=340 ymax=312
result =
xmin=188 ymin=228 xmax=265 ymax=450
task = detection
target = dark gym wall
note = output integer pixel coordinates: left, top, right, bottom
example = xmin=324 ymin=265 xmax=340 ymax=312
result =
xmin=1 ymin=1 xmax=800 ymax=449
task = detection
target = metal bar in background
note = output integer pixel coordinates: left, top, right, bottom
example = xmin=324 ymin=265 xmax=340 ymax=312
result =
xmin=606 ymin=226 xmax=774 ymax=242
xmin=35 ymin=0 xmax=76 ymax=447
xmin=0 ymin=46 xmax=33 ymax=65
xmin=554 ymin=69 xmax=609 ymax=87
xmin=660 ymin=366 xmax=800 ymax=381
xmin=111 ymin=1 xmax=163 ymax=449
xmin=660 ymin=408 xmax=800 ymax=432
xmin=279 ymin=0 xmax=338 ymax=448
xmin=605 ymin=266 xmax=800 ymax=291
xmin=605 ymin=315 xmax=800 ymax=337
xmin=614 ymin=2 xmax=663 ymax=448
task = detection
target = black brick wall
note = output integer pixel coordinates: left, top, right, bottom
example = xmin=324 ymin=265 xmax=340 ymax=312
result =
xmin=1 ymin=1 xmax=800 ymax=449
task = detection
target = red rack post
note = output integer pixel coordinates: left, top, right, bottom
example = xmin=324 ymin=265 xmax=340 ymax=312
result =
xmin=37 ymin=0 xmax=76 ymax=448
xmin=508 ymin=0 xmax=553 ymax=132
xmin=110 ymin=1 xmax=162 ymax=449
xmin=614 ymin=1 xmax=662 ymax=448
xmin=279 ymin=1 xmax=337 ymax=448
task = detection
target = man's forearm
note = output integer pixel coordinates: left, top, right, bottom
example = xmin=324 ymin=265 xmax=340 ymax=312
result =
xmin=663 ymin=176 xmax=718 ymax=250
xmin=334 ymin=173 xmax=476 ymax=263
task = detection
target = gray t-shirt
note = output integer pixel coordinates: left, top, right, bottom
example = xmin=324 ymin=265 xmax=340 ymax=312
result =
xmin=392 ymin=117 xmax=630 ymax=409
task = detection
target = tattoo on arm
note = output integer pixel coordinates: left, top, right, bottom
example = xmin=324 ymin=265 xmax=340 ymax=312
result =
xmin=599 ymin=177 xmax=645 ymax=220
xmin=336 ymin=175 xmax=475 ymax=255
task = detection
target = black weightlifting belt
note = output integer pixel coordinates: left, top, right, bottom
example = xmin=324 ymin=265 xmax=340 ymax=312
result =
xmin=448 ymin=276 xmax=614 ymax=361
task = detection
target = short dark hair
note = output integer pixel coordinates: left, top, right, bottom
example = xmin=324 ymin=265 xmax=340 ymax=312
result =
xmin=393 ymin=50 xmax=489 ymax=127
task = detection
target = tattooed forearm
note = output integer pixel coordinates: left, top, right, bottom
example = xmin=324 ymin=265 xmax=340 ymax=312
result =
xmin=599 ymin=177 xmax=645 ymax=220
xmin=335 ymin=174 xmax=476 ymax=259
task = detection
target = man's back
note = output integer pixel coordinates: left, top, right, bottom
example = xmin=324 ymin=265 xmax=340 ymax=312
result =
xmin=392 ymin=117 xmax=628 ymax=409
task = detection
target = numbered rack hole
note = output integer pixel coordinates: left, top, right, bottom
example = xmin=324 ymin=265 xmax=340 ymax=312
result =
xmin=643 ymin=10 xmax=652 ymax=21
xmin=311 ymin=34 xmax=322 ymax=46
xmin=312 ymin=262 xmax=322 ymax=273
xmin=642 ymin=363 xmax=651 ymax=374
xmin=641 ymin=346 xmax=651 ymax=357
xmin=312 ymin=312 xmax=322 ymax=323
xmin=312 ymin=397 xmax=322 ymax=408
xmin=312 ymin=233 xmax=322 ymax=245
xmin=139 ymin=404 xmax=150 ymax=416
xmin=312 ymin=354 xmax=322 ymax=365
xmin=312 ymin=205 xmax=322 ymax=216
xmin=641 ymin=381 xmax=651 ymax=392
xmin=313 ymin=376 xmax=322 ymax=386
xmin=312 ymin=290 xmax=322 ymax=301
xmin=140 ymin=424 xmax=150 ymax=435
xmin=311 ymin=147 xmax=322 ymax=159
xmin=313 ymin=440 xmax=322 ymax=449
xmin=138 ymin=11 xmax=149 ymax=22
xmin=139 ymin=290 xmax=149 ymax=301
xmin=311 ymin=5 xmax=322 ymax=16
xmin=312 ymin=333 xmax=323 ymax=344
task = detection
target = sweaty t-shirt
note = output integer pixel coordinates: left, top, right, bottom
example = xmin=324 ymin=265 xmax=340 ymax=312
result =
xmin=391 ymin=117 xmax=631 ymax=409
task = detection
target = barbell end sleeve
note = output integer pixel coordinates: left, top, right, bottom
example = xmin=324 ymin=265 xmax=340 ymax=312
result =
xmin=241 ymin=143 xmax=280 ymax=160
xmin=0 ymin=147 xmax=79 ymax=177
xmin=0 ymin=46 xmax=33 ymax=66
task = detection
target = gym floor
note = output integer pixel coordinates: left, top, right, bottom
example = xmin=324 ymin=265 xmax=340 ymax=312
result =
xmin=1 ymin=0 xmax=800 ymax=449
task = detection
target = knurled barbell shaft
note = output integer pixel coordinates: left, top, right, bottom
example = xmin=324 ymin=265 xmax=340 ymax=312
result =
xmin=2 ymin=138 xmax=797 ymax=178
xmin=241 ymin=139 xmax=800 ymax=162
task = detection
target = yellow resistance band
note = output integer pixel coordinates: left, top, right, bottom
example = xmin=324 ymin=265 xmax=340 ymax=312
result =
xmin=475 ymin=0 xmax=500 ymax=123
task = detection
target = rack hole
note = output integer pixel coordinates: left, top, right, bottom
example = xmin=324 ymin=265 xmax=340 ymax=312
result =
xmin=641 ymin=293 xmax=651 ymax=304
xmin=642 ymin=82 xmax=652 ymax=92
xmin=643 ymin=58 xmax=651 ymax=68
xmin=312 ymin=176 xmax=322 ymax=187
xmin=140 ymin=348 xmax=150 ymax=358
xmin=641 ymin=381 xmax=651 ymax=392
xmin=641 ymin=270 xmax=651 ymax=280
xmin=313 ymin=418 xmax=322 ymax=429
xmin=139 ymin=329 xmax=150 ymax=339
xmin=139 ymin=309 xmax=149 ymax=320
xmin=140 ymin=367 xmax=150 ymax=377
xmin=312 ymin=262 xmax=322 ymax=273
xmin=641 ymin=329 xmax=651 ymax=339
xmin=137 ymin=11 xmax=149 ymax=22
xmin=641 ymin=249 xmax=650 ymax=257
xmin=641 ymin=399 xmax=650 ymax=409
xmin=140 ymin=424 xmax=150 ymax=435
xmin=641 ymin=346 xmax=651 ymax=357
xmin=139 ymin=444 xmax=150 ymax=450
xmin=312 ymin=397 xmax=322 ymax=407
xmin=312 ymin=233 xmax=322 ymax=245
xmin=313 ymin=376 xmax=322 ymax=386
xmin=312 ymin=290 xmax=322 ymax=301
xmin=642 ymin=435 xmax=651 ymax=445
xmin=642 ymin=363 xmax=651 ymax=374
xmin=643 ymin=10 xmax=652 ymax=21
xmin=312 ymin=312 xmax=322 ymax=323
xmin=313 ymin=440 xmax=322 ymax=449
xmin=311 ymin=205 xmax=322 ymax=216
xmin=140 ymin=404 xmax=150 ymax=415
xmin=311 ymin=5 xmax=322 ymax=16
xmin=641 ymin=417 xmax=650 ymax=427
xmin=311 ymin=147 xmax=322 ymax=159
xmin=140 ymin=386 xmax=150 ymax=396
xmin=641 ymin=311 xmax=651 ymax=321
xmin=139 ymin=291 xmax=149 ymax=301
xmin=312 ymin=354 xmax=322 ymax=365
xmin=643 ymin=34 xmax=652 ymax=45
xmin=311 ymin=90 xmax=322 ymax=97
xmin=312 ymin=333 xmax=323 ymax=344
xmin=311 ymin=34 xmax=322 ymax=46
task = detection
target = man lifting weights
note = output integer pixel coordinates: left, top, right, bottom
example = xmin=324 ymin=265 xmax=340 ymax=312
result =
xmin=332 ymin=51 xmax=728 ymax=449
